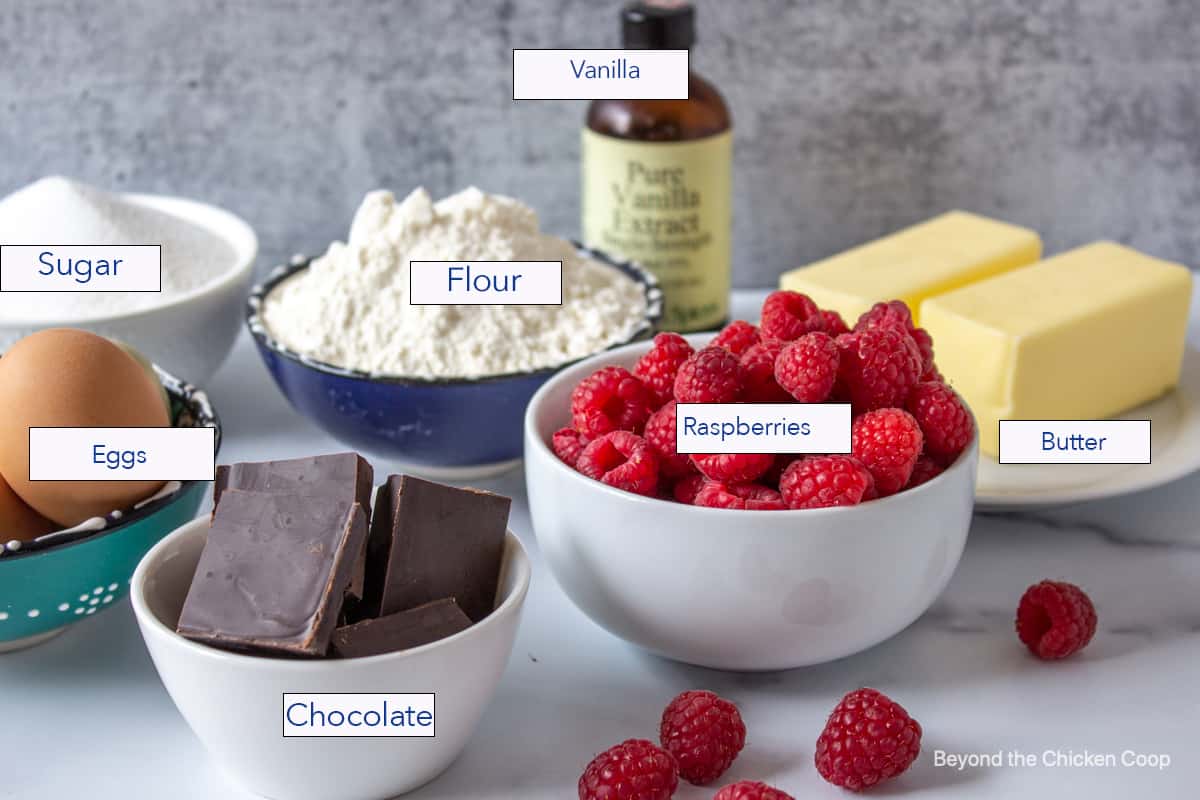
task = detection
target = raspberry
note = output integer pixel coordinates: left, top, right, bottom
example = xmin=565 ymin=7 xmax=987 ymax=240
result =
xmin=672 ymin=473 xmax=706 ymax=504
xmin=674 ymin=346 xmax=745 ymax=403
xmin=836 ymin=328 xmax=922 ymax=412
xmin=739 ymin=340 xmax=791 ymax=403
xmin=851 ymin=409 xmax=924 ymax=496
xmin=905 ymin=456 xmax=944 ymax=488
xmin=551 ymin=427 xmax=588 ymax=467
xmin=572 ymin=366 xmax=655 ymax=438
xmin=576 ymin=431 xmax=660 ymax=496
xmin=818 ymin=309 xmax=850 ymax=337
xmin=910 ymin=327 xmax=936 ymax=378
xmin=714 ymin=781 xmax=795 ymax=800
xmin=855 ymin=301 xmax=935 ymax=376
xmin=643 ymin=401 xmax=696 ymax=479
xmin=659 ymin=690 xmax=746 ymax=785
xmin=1016 ymin=580 xmax=1097 ymax=660
xmin=761 ymin=453 xmax=797 ymax=488
xmin=711 ymin=320 xmax=760 ymax=356
xmin=635 ymin=333 xmax=695 ymax=406
xmin=855 ymin=300 xmax=915 ymax=333
xmin=774 ymin=332 xmax=839 ymax=403
xmin=694 ymin=481 xmax=787 ymax=510
xmin=760 ymin=290 xmax=822 ymax=341
xmin=906 ymin=381 xmax=972 ymax=464
xmin=815 ymin=688 xmax=922 ymax=792
xmin=779 ymin=455 xmax=876 ymax=509
xmin=579 ymin=739 xmax=679 ymax=800
xmin=691 ymin=452 xmax=774 ymax=483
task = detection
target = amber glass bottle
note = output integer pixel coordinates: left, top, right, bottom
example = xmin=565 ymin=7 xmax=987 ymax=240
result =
xmin=582 ymin=1 xmax=732 ymax=332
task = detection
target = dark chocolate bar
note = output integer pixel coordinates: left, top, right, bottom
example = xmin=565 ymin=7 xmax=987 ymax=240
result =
xmin=331 ymin=598 xmax=472 ymax=659
xmin=212 ymin=453 xmax=374 ymax=599
xmin=178 ymin=489 xmax=367 ymax=657
xmin=361 ymin=475 xmax=510 ymax=622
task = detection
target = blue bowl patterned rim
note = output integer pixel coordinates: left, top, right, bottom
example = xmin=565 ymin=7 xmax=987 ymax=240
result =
xmin=245 ymin=243 xmax=664 ymax=386
xmin=0 ymin=366 xmax=221 ymax=560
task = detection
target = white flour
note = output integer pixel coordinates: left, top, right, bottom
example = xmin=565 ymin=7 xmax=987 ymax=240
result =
xmin=0 ymin=176 xmax=237 ymax=321
xmin=262 ymin=187 xmax=649 ymax=378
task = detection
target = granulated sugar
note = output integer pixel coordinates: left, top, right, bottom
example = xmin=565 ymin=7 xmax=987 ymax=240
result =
xmin=0 ymin=176 xmax=237 ymax=321
xmin=262 ymin=187 xmax=650 ymax=378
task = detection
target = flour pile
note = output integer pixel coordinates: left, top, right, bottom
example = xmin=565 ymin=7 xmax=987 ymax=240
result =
xmin=262 ymin=187 xmax=649 ymax=378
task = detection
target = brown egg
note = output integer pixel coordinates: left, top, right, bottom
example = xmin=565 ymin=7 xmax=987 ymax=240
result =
xmin=0 ymin=469 xmax=56 ymax=541
xmin=0 ymin=328 xmax=170 ymax=527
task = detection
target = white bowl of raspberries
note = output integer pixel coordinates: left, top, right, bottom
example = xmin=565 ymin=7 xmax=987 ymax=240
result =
xmin=524 ymin=291 xmax=978 ymax=670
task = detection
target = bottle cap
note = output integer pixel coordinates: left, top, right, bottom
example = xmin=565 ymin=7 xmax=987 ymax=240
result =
xmin=622 ymin=1 xmax=695 ymax=50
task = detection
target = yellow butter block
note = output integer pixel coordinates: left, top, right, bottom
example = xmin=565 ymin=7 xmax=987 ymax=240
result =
xmin=920 ymin=242 xmax=1193 ymax=458
xmin=780 ymin=211 xmax=1042 ymax=324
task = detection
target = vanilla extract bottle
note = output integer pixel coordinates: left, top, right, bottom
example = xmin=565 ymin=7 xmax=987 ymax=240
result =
xmin=582 ymin=1 xmax=732 ymax=332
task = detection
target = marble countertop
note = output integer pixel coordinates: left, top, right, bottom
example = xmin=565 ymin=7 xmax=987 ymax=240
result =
xmin=2 ymin=292 xmax=1198 ymax=799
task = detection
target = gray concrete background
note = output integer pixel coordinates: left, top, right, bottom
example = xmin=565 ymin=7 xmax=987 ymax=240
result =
xmin=1 ymin=0 xmax=1197 ymax=287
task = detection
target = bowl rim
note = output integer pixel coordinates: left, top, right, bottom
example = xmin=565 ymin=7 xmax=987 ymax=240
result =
xmin=0 ymin=362 xmax=223 ymax=562
xmin=0 ymin=191 xmax=258 ymax=327
xmin=525 ymin=332 xmax=979 ymax=518
xmin=130 ymin=517 xmax=533 ymax=669
xmin=244 ymin=243 xmax=664 ymax=387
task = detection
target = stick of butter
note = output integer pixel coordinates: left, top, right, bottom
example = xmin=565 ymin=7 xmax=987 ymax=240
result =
xmin=780 ymin=211 xmax=1042 ymax=324
xmin=920 ymin=241 xmax=1192 ymax=458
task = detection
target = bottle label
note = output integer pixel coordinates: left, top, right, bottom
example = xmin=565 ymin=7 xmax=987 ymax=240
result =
xmin=581 ymin=129 xmax=732 ymax=331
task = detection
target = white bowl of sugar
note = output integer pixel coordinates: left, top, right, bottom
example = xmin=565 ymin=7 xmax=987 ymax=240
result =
xmin=0 ymin=177 xmax=257 ymax=384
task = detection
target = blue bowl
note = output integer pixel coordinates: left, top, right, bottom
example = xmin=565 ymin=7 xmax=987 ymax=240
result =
xmin=246 ymin=246 xmax=661 ymax=478
xmin=0 ymin=367 xmax=220 ymax=652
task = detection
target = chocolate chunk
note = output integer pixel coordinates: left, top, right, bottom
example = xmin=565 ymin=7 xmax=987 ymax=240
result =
xmin=213 ymin=452 xmax=373 ymax=508
xmin=362 ymin=475 xmax=510 ymax=622
xmin=212 ymin=453 xmax=374 ymax=599
xmin=178 ymin=490 xmax=367 ymax=657
xmin=332 ymin=598 xmax=472 ymax=659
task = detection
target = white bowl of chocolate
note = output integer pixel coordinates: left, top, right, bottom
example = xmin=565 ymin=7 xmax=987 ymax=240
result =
xmin=130 ymin=453 xmax=530 ymax=800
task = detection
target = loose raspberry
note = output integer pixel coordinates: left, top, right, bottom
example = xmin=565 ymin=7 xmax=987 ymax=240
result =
xmin=674 ymin=346 xmax=745 ymax=404
xmin=851 ymin=409 xmax=924 ymax=496
xmin=836 ymin=328 xmax=922 ymax=412
xmin=760 ymin=290 xmax=822 ymax=341
xmin=659 ymin=690 xmax=747 ymax=785
xmin=815 ymin=688 xmax=922 ymax=792
xmin=579 ymin=738 xmax=678 ymax=800
xmin=692 ymin=452 xmax=774 ymax=484
xmin=855 ymin=301 xmax=935 ymax=376
xmin=906 ymin=381 xmax=972 ymax=464
xmin=779 ymin=455 xmax=875 ymax=509
xmin=711 ymin=320 xmax=760 ymax=356
xmin=694 ymin=481 xmax=787 ymax=510
xmin=571 ymin=366 xmax=655 ymax=438
xmin=818 ymin=309 xmax=850 ymax=337
xmin=643 ymin=401 xmax=696 ymax=479
xmin=672 ymin=473 xmax=706 ymax=504
xmin=739 ymin=339 xmax=791 ymax=403
xmin=551 ymin=427 xmax=589 ymax=467
xmin=774 ymin=332 xmax=839 ymax=403
xmin=905 ymin=455 xmax=944 ymax=488
xmin=714 ymin=781 xmax=795 ymax=800
xmin=576 ymin=431 xmax=660 ymax=496
xmin=635 ymin=332 xmax=695 ymax=406
xmin=1016 ymin=580 xmax=1097 ymax=660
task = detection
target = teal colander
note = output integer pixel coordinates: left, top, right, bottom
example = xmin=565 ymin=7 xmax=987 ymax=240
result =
xmin=0 ymin=367 xmax=219 ymax=651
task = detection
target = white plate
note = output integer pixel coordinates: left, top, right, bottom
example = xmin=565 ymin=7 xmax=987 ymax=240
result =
xmin=974 ymin=347 xmax=1200 ymax=510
